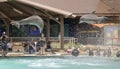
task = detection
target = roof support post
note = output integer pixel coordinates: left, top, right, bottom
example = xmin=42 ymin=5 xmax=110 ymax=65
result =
xmin=2 ymin=18 xmax=10 ymax=36
xmin=119 ymin=15 xmax=120 ymax=23
xmin=0 ymin=11 xmax=11 ymax=36
xmin=46 ymin=17 xmax=50 ymax=42
xmin=60 ymin=15 xmax=64 ymax=49
xmin=0 ymin=11 xmax=11 ymax=20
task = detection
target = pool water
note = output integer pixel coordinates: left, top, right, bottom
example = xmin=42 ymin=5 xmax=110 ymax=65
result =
xmin=0 ymin=56 xmax=120 ymax=69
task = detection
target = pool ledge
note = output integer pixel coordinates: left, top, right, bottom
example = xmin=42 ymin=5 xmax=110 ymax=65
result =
xmin=0 ymin=52 xmax=65 ymax=57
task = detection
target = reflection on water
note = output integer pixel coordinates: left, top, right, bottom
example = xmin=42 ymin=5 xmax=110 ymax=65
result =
xmin=0 ymin=56 xmax=120 ymax=69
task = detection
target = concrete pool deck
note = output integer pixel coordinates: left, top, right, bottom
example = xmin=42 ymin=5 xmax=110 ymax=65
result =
xmin=0 ymin=52 xmax=64 ymax=57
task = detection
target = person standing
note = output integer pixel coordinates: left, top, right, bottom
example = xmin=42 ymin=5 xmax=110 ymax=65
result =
xmin=1 ymin=32 xmax=8 ymax=57
xmin=39 ymin=33 xmax=46 ymax=55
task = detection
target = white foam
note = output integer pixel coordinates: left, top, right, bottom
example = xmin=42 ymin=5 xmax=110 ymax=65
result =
xmin=45 ymin=62 xmax=62 ymax=68
xmin=28 ymin=63 xmax=42 ymax=67
xmin=18 ymin=59 xmax=32 ymax=64
xmin=82 ymin=63 xmax=103 ymax=66
xmin=28 ymin=61 xmax=62 ymax=68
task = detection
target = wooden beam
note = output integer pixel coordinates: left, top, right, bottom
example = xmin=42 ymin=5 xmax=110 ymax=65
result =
xmin=46 ymin=17 xmax=50 ymax=42
xmin=73 ymin=13 xmax=120 ymax=16
xmin=60 ymin=15 xmax=64 ymax=49
xmin=16 ymin=1 xmax=49 ymax=18
xmin=6 ymin=2 xmax=31 ymax=16
xmin=7 ymin=2 xmax=48 ymax=18
xmin=0 ymin=10 xmax=11 ymax=20
xmin=0 ymin=10 xmax=11 ymax=36
xmin=36 ymin=9 xmax=61 ymax=24
xmin=2 ymin=18 xmax=10 ymax=36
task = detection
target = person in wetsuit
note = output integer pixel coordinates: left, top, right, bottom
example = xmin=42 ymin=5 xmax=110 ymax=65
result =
xmin=39 ymin=33 xmax=46 ymax=55
xmin=72 ymin=47 xmax=79 ymax=56
xmin=1 ymin=32 xmax=8 ymax=57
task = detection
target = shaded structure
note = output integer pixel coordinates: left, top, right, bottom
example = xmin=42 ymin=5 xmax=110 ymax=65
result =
xmin=0 ymin=0 xmax=120 ymax=48
xmin=0 ymin=0 xmax=75 ymax=49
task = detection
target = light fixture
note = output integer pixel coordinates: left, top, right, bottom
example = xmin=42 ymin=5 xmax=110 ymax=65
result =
xmin=56 ymin=17 xmax=59 ymax=20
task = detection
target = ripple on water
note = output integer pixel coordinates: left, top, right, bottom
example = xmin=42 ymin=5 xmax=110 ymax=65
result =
xmin=28 ymin=62 xmax=63 ymax=68
xmin=0 ymin=56 xmax=120 ymax=69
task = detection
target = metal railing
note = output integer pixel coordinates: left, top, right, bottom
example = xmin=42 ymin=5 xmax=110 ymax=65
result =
xmin=10 ymin=37 xmax=119 ymax=46
xmin=82 ymin=37 xmax=120 ymax=46
xmin=0 ymin=37 xmax=78 ymax=52
xmin=11 ymin=37 xmax=78 ymax=43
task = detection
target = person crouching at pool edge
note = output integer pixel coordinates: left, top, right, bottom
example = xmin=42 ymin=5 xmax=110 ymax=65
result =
xmin=39 ymin=33 xmax=46 ymax=55
xmin=0 ymin=32 xmax=9 ymax=57
xmin=7 ymin=39 xmax=13 ymax=52
xmin=45 ymin=41 xmax=55 ymax=54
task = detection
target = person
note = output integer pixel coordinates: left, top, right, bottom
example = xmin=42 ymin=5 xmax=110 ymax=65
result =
xmin=36 ymin=37 xmax=45 ymax=53
xmin=30 ymin=27 xmax=40 ymax=37
xmin=71 ymin=47 xmax=79 ymax=56
xmin=107 ymin=48 xmax=111 ymax=57
xmin=7 ymin=40 xmax=13 ymax=52
xmin=0 ymin=32 xmax=8 ymax=57
xmin=103 ymin=49 xmax=107 ymax=57
xmin=95 ymin=48 xmax=101 ymax=56
xmin=23 ymin=41 xmax=29 ymax=53
xmin=39 ymin=33 xmax=46 ymax=55
xmin=46 ymin=41 xmax=52 ymax=52
xmin=29 ymin=39 xmax=35 ymax=54
xmin=116 ymin=50 xmax=120 ymax=57
xmin=36 ymin=40 xmax=40 ymax=52
xmin=89 ymin=48 xmax=94 ymax=56
xmin=67 ymin=46 xmax=73 ymax=54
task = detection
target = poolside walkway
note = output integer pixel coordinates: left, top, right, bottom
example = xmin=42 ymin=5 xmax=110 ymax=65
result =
xmin=0 ymin=52 xmax=64 ymax=57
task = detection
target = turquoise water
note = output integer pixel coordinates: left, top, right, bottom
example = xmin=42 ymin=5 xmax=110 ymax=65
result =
xmin=0 ymin=56 xmax=120 ymax=69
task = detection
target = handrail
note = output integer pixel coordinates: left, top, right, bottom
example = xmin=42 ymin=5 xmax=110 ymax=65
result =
xmin=10 ymin=37 xmax=78 ymax=43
